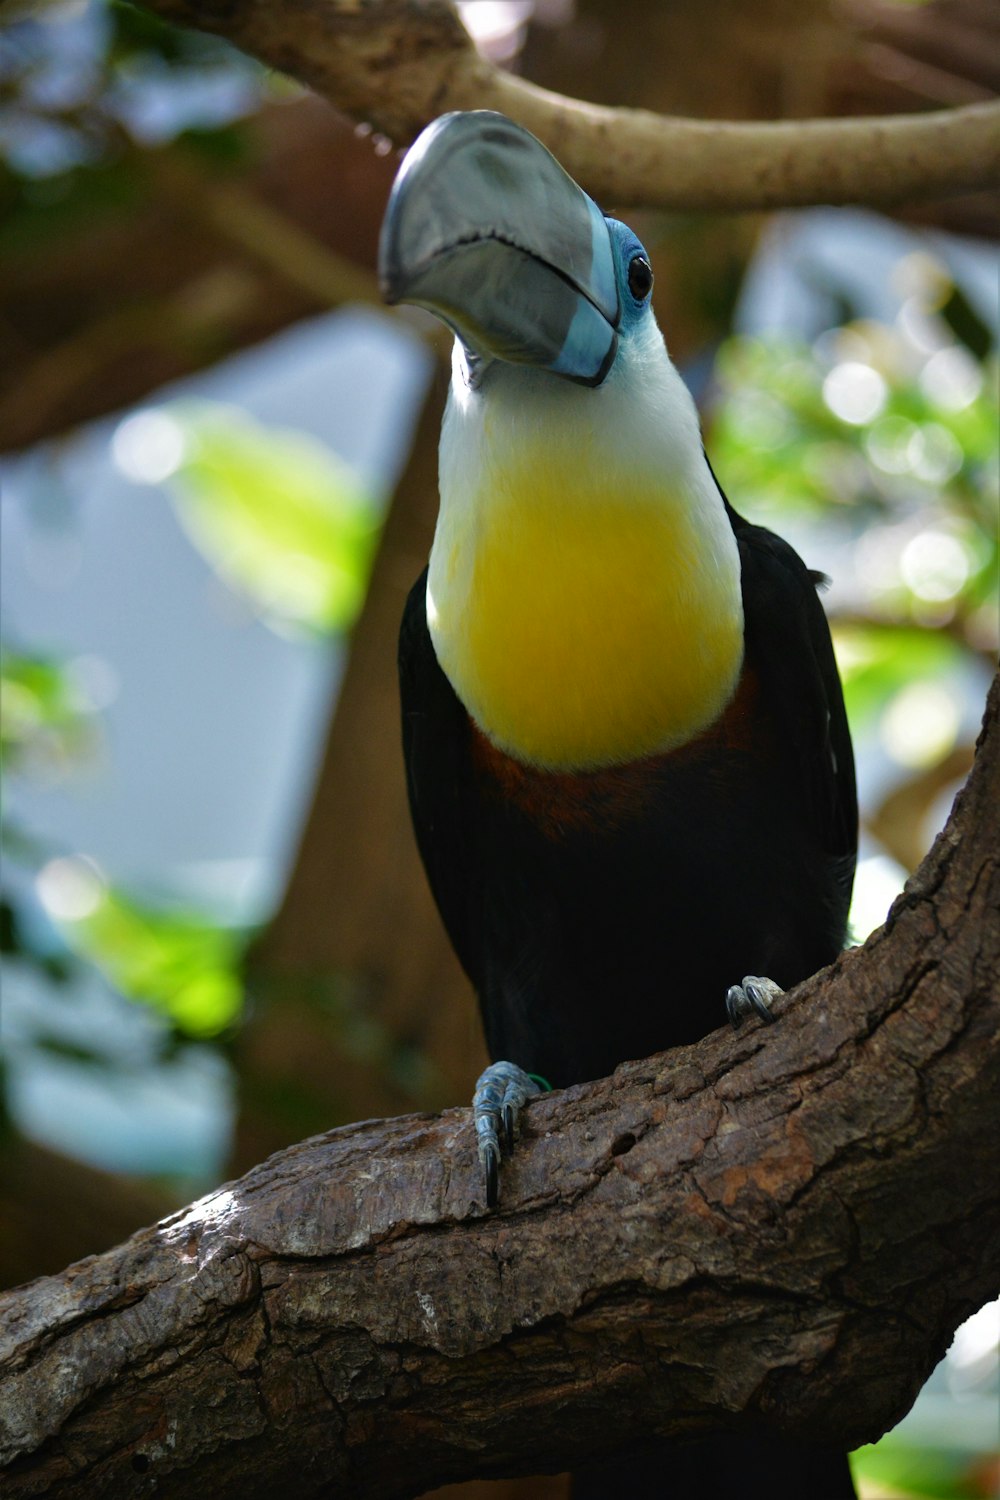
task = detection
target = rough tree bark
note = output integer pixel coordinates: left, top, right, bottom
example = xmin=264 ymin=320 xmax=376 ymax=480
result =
xmin=131 ymin=0 xmax=1000 ymax=208
xmin=2 ymin=674 xmax=997 ymax=1497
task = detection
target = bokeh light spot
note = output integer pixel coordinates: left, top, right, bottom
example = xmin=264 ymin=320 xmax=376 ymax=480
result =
xmin=920 ymin=346 xmax=982 ymax=411
xmin=37 ymin=855 xmax=106 ymax=922
xmin=880 ymin=682 xmax=960 ymax=769
xmin=900 ymin=531 xmax=970 ymax=603
xmin=111 ymin=410 xmax=186 ymax=485
xmin=822 ymin=362 xmax=887 ymax=426
xmin=864 ymin=415 xmax=917 ymax=475
xmin=906 ymin=423 xmax=963 ymax=485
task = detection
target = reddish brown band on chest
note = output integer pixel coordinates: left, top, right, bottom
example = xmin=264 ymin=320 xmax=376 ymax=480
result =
xmin=470 ymin=662 xmax=764 ymax=840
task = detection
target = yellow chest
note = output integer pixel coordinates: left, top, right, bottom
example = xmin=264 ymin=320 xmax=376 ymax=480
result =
xmin=427 ymin=457 xmax=745 ymax=770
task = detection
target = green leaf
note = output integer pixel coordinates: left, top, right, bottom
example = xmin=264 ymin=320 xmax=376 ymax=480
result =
xmin=832 ymin=624 xmax=964 ymax=728
xmin=57 ymin=884 xmax=246 ymax=1039
xmin=0 ymin=649 xmax=92 ymax=773
xmin=166 ymin=403 xmax=381 ymax=635
xmin=852 ymin=1438 xmax=991 ymax=1499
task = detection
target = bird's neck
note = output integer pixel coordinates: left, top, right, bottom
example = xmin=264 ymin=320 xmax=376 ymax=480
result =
xmin=427 ymin=338 xmax=745 ymax=771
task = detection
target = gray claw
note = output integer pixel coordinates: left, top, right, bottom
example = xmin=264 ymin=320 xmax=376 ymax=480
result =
xmin=473 ymin=1061 xmax=543 ymax=1207
xmin=482 ymin=1140 xmax=500 ymax=1209
xmin=726 ymin=975 xmax=784 ymax=1029
xmin=502 ymin=1102 xmax=515 ymax=1155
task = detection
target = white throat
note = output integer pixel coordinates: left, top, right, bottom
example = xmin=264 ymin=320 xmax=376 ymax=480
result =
xmin=427 ymin=322 xmax=745 ymax=770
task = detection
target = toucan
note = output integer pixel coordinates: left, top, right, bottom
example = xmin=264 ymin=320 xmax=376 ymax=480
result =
xmin=380 ymin=111 xmax=858 ymax=1498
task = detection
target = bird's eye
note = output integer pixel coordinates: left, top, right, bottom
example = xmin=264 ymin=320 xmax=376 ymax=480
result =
xmin=627 ymin=254 xmax=653 ymax=301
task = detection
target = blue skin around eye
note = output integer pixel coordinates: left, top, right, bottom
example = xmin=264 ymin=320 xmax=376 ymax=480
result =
xmin=605 ymin=218 xmax=653 ymax=330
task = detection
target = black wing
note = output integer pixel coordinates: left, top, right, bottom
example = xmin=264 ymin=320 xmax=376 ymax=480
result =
xmin=724 ymin=494 xmax=858 ymax=930
xmin=398 ymin=568 xmax=486 ymax=990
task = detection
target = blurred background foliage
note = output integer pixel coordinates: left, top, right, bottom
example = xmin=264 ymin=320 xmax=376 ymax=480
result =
xmin=1 ymin=1 xmax=998 ymax=1497
xmin=131 ymin=402 xmax=381 ymax=635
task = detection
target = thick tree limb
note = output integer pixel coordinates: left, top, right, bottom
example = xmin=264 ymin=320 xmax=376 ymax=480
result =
xmin=133 ymin=0 xmax=1000 ymax=209
xmin=1 ymin=674 xmax=997 ymax=1496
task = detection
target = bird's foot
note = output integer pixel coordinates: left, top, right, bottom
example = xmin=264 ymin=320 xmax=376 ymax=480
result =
xmin=473 ymin=1061 xmax=546 ymax=1209
xmin=726 ymin=975 xmax=783 ymax=1028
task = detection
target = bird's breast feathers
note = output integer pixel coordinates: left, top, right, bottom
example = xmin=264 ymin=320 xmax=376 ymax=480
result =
xmin=427 ymin=353 xmax=745 ymax=772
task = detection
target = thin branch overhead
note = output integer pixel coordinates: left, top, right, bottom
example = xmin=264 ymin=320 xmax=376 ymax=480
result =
xmin=135 ymin=0 xmax=1000 ymax=210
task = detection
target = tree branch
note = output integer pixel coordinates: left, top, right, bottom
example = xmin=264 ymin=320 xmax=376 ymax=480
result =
xmin=135 ymin=0 xmax=1000 ymax=209
xmin=2 ymin=672 xmax=997 ymax=1495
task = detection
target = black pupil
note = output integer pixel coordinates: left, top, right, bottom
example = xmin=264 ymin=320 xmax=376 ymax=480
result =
xmin=628 ymin=255 xmax=653 ymax=300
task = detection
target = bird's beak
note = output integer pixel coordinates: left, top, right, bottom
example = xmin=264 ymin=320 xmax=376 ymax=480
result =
xmin=379 ymin=111 xmax=620 ymax=386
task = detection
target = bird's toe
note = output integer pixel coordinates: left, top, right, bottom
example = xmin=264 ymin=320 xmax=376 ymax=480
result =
xmin=726 ymin=975 xmax=783 ymax=1028
xmin=472 ymin=1061 xmax=544 ymax=1207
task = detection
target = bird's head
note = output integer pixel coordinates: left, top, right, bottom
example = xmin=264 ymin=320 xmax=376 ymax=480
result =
xmin=379 ymin=111 xmax=656 ymax=391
